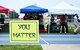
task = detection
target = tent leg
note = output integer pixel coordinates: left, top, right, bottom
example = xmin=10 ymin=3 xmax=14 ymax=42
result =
xmin=48 ymin=15 xmax=51 ymax=34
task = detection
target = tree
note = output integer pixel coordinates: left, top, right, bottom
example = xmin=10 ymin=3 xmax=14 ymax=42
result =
xmin=9 ymin=10 xmax=19 ymax=19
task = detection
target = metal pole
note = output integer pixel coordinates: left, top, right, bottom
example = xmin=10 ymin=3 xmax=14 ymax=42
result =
xmin=8 ymin=10 xmax=9 ymax=19
xmin=48 ymin=13 xmax=51 ymax=34
xmin=0 ymin=13 xmax=1 ymax=18
xmin=0 ymin=13 xmax=1 ymax=30
xmin=48 ymin=17 xmax=50 ymax=34
xmin=7 ymin=10 xmax=10 ymax=23
xmin=12 ymin=10 xmax=14 ymax=19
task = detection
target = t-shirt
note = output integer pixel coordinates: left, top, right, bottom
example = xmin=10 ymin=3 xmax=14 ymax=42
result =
xmin=60 ymin=16 xmax=66 ymax=24
xmin=74 ymin=16 xmax=78 ymax=24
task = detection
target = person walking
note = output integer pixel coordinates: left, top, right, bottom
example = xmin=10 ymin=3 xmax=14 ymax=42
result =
xmin=73 ymin=14 xmax=79 ymax=34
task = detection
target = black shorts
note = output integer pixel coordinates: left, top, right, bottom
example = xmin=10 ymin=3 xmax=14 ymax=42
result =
xmin=60 ymin=22 xmax=67 ymax=26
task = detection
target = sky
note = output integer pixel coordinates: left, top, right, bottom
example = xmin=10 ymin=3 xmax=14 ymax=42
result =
xmin=0 ymin=0 xmax=80 ymax=13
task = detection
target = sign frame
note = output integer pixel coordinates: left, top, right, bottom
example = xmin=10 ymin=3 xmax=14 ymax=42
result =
xmin=9 ymin=20 xmax=39 ymax=43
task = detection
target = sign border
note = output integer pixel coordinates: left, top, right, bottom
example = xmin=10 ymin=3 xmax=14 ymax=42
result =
xmin=10 ymin=20 xmax=39 ymax=42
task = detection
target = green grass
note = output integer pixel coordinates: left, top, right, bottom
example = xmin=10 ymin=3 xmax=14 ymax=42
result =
xmin=68 ymin=22 xmax=74 ymax=33
xmin=68 ymin=26 xmax=74 ymax=33
xmin=68 ymin=22 xmax=80 ymax=33
xmin=0 ymin=45 xmax=43 ymax=50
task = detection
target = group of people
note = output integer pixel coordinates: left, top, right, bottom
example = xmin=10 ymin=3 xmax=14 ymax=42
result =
xmin=23 ymin=13 xmax=80 ymax=34
xmin=60 ymin=14 xmax=80 ymax=34
xmin=23 ymin=13 xmax=46 ymax=33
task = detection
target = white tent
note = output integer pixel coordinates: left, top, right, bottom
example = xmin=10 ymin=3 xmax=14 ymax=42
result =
xmin=49 ymin=2 xmax=80 ymax=14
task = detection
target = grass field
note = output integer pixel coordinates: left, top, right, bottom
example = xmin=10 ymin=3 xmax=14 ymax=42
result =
xmin=68 ymin=22 xmax=80 ymax=33
xmin=0 ymin=45 xmax=43 ymax=50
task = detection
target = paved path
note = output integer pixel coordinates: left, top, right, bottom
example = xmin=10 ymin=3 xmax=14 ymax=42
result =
xmin=0 ymin=34 xmax=80 ymax=44
xmin=40 ymin=34 xmax=80 ymax=44
xmin=0 ymin=34 xmax=80 ymax=50
xmin=41 ymin=44 xmax=80 ymax=50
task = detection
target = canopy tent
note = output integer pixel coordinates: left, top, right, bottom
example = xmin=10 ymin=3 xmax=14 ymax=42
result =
xmin=0 ymin=5 xmax=10 ymax=13
xmin=49 ymin=2 xmax=80 ymax=14
xmin=20 ymin=5 xmax=48 ymax=13
xmin=50 ymin=9 xmax=80 ymax=14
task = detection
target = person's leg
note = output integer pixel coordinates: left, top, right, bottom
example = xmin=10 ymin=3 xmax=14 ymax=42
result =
xmin=74 ymin=24 xmax=79 ymax=34
xmin=74 ymin=24 xmax=77 ymax=33
xmin=64 ymin=26 xmax=66 ymax=33
xmin=62 ymin=25 xmax=64 ymax=33
xmin=66 ymin=23 xmax=68 ymax=33
xmin=64 ymin=23 xmax=67 ymax=33
xmin=60 ymin=26 xmax=62 ymax=33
